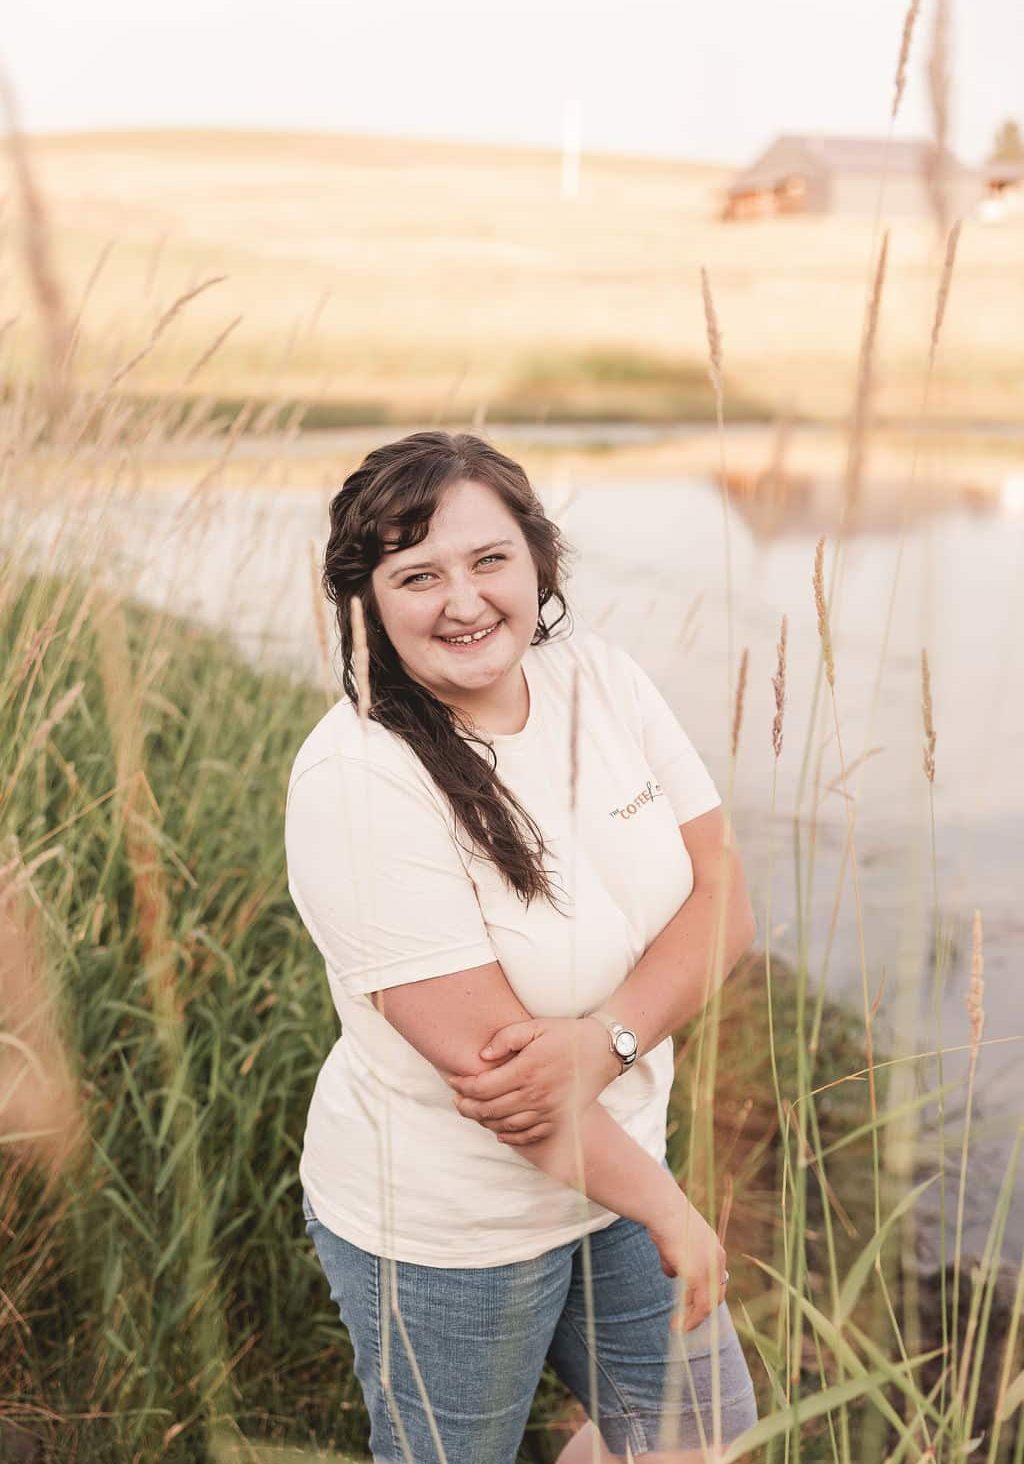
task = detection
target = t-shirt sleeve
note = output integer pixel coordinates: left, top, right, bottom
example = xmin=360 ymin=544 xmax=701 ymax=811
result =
xmin=284 ymin=753 xmax=498 ymax=998
xmin=619 ymin=649 xmax=723 ymax=824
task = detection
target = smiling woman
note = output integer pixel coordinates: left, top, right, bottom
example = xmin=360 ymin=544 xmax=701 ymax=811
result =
xmin=285 ymin=430 xmax=758 ymax=1462
xmin=370 ymin=490 xmax=540 ymax=738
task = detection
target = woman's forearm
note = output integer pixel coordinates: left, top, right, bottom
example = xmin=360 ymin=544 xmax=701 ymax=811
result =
xmin=510 ymin=1098 xmax=686 ymax=1229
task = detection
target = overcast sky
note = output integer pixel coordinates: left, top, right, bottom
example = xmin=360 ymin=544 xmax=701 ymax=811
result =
xmin=4 ymin=0 xmax=1020 ymax=165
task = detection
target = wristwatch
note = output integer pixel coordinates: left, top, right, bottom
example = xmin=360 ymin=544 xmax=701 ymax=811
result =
xmin=584 ymin=1008 xmax=639 ymax=1075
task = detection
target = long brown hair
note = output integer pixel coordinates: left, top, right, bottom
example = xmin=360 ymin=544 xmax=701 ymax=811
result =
xmin=322 ymin=430 xmax=576 ymax=913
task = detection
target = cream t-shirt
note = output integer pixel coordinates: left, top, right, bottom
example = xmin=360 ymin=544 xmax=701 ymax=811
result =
xmin=285 ymin=617 xmax=722 ymax=1266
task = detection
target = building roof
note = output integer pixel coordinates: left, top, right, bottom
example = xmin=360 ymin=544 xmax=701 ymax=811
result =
xmin=728 ymin=133 xmax=977 ymax=196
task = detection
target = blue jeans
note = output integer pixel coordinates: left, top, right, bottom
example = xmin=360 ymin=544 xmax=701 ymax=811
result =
xmin=301 ymin=1179 xmax=758 ymax=1461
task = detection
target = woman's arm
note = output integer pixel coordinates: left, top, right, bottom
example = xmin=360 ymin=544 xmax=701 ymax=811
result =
xmin=504 ymin=1087 xmax=684 ymax=1226
xmin=372 ymin=960 xmax=684 ymax=1230
xmin=449 ymin=806 xmax=757 ymax=1142
xmin=373 ymin=959 xmax=729 ymax=1327
xmin=590 ymin=807 xmax=757 ymax=1057
xmin=508 ymin=1097 xmax=729 ymax=1332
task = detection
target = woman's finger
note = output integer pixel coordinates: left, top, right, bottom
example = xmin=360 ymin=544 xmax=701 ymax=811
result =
xmin=671 ymin=1283 xmax=712 ymax=1334
xmin=671 ymin=1302 xmax=711 ymax=1334
xmin=681 ymin=1298 xmax=711 ymax=1332
xmin=478 ymin=1019 xmax=543 ymax=1062
xmin=453 ymin=1091 xmax=532 ymax=1122
xmin=499 ymin=1112 xmax=544 ymax=1133
xmin=477 ymin=1110 xmax=542 ymax=1134
xmin=497 ymin=1122 xmax=554 ymax=1146
xmin=448 ymin=1058 xmax=532 ymax=1103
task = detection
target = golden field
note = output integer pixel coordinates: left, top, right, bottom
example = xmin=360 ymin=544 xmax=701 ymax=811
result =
xmin=4 ymin=127 xmax=1024 ymax=429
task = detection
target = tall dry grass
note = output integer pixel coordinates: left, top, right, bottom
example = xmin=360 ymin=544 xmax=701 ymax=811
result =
xmin=0 ymin=554 xmax=348 ymax=1459
xmin=0 ymin=131 xmax=356 ymax=1443
xmin=718 ymin=14 xmax=1024 ymax=1458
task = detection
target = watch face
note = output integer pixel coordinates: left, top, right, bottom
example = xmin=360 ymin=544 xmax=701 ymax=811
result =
xmin=614 ymin=1029 xmax=637 ymax=1058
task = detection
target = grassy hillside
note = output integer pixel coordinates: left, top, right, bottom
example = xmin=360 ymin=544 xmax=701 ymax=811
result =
xmin=4 ymin=128 xmax=1022 ymax=425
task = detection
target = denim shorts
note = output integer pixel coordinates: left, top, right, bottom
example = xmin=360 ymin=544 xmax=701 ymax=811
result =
xmin=301 ymin=1175 xmax=758 ymax=1461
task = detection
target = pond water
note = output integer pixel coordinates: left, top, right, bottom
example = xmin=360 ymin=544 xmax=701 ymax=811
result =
xmin=8 ymin=460 xmax=1023 ymax=1273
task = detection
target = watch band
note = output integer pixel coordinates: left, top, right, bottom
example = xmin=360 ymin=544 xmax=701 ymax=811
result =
xmin=584 ymin=1008 xmax=639 ymax=1074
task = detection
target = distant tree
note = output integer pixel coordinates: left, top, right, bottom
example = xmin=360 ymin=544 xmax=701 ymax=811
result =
xmin=990 ymin=119 xmax=1024 ymax=162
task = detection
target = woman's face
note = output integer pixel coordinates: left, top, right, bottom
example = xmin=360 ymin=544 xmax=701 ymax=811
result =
xmin=369 ymin=477 xmax=540 ymax=716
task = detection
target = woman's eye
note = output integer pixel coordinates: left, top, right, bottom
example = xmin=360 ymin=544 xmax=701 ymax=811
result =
xmin=402 ymin=554 xmax=506 ymax=587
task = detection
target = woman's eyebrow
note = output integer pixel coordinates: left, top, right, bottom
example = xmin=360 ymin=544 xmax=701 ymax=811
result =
xmin=386 ymin=539 xmax=514 ymax=581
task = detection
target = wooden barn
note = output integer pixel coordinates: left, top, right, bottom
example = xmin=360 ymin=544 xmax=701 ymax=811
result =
xmin=723 ymin=134 xmax=984 ymax=220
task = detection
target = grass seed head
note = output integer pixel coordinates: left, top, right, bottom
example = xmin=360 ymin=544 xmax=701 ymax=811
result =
xmin=813 ymin=537 xmax=835 ymax=690
xmin=0 ymin=74 xmax=73 ymax=416
xmin=921 ymin=647 xmax=936 ymax=783
xmin=569 ymin=663 xmax=581 ymax=812
xmin=892 ymin=0 xmax=922 ymax=121
xmin=925 ymin=0 xmax=952 ymax=239
xmin=771 ymin=614 xmax=788 ymax=759
xmin=967 ymin=908 xmax=984 ymax=1054
xmin=843 ymin=230 xmax=890 ymax=515
xmin=350 ymin=594 xmax=372 ymax=722
xmin=700 ymin=266 xmax=723 ymax=408
xmin=731 ymin=646 xmax=749 ymax=762
xmin=0 ymin=878 xmax=86 ymax=1184
xmin=929 ymin=218 xmax=962 ymax=367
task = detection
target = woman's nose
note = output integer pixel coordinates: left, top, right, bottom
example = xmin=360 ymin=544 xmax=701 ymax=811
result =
xmin=444 ymin=577 xmax=489 ymax=619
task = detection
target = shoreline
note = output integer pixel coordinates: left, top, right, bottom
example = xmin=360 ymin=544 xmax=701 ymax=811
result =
xmin=50 ymin=420 xmax=1022 ymax=504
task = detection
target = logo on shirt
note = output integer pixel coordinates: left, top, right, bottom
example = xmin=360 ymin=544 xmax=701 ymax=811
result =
xmin=609 ymin=779 xmax=664 ymax=820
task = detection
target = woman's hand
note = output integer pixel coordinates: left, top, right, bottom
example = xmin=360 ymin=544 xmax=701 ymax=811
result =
xmin=447 ymin=1016 xmax=621 ymax=1145
xmin=646 ymin=1193 xmax=729 ymax=1333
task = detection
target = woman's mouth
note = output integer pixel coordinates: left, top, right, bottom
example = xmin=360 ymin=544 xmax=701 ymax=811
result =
xmin=435 ymin=619 xmax=504 ymax=651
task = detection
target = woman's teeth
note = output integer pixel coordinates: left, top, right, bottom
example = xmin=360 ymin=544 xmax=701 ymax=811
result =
xmin=438 ymin=621 xmax=502 ymax=646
